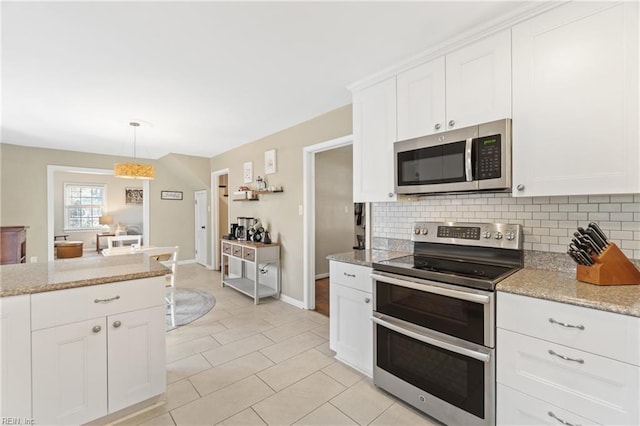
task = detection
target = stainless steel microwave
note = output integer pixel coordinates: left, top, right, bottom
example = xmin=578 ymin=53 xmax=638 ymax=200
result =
xmin=394 ymin=119 xmax=511 ymax=195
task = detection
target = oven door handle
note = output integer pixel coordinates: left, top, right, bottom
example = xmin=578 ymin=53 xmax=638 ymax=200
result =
xmin=371 ymin=313 xmax=491 ymax=363
xmin=370 ymin=273 xmax=491 ymax=304
xmin=465 ymin=137 xmax=473 ymax=182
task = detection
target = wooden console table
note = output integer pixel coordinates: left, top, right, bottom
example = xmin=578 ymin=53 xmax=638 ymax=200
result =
xmin=0 ymin=226 xmax=27 ymax=264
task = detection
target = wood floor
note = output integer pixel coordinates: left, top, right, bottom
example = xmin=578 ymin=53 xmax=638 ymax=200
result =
xmin=315 ymin=277 xmax=330 ymax=317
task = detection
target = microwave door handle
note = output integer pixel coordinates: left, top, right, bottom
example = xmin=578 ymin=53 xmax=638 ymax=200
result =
xmin=371 ymin=313 xmax=491 ymax=363
xmin=465 ymin=137 xmax=473 ymax=182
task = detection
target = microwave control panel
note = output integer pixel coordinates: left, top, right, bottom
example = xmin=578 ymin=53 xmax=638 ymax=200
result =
xmin=475 ymin=134 xmax=501 ymax=180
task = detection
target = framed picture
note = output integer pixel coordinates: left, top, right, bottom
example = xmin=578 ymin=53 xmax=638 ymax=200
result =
xmin=160 ymin=190 xmax=183 ymax=200
xmin=243 ymin=161 xmax=253 ymax=183
xmin=125 ymin=187 xmax=143 ymax=205
xmin=265 ymin=149 xmax=277 ymax=174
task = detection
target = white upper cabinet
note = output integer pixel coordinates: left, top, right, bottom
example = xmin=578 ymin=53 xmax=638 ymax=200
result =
xmin=512 ymin=2 xmax=639 ymax=197
xmin=397 ymin=57 xmax=446 ymax=140
xmin=445 ymin=29 xmax=512 ymax=131
xmin=352 ymin=77 xmax=398 ymax=202
xmin=396 ymin=29 xmax=511 ymax=141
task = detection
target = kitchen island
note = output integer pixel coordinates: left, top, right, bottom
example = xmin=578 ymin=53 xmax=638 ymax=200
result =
xmin=0 ymin=254 xmax=170 ymax=425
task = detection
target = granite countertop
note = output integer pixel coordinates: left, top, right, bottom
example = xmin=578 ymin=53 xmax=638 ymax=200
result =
xmin=327 ymin=249 xmax=409 ymax=267
xmin=0 ymin=254 xmax=170 ymax=297
xmin=497 ymin=268 xmax=640 ymax=318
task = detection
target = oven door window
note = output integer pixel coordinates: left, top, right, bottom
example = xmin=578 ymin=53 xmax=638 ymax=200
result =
xmin=397 ymin=141 xmax=466 ymax=186
xmin=377 ymin=325 xmax=485 ymax=419
xmin=376 ymin=281 xmax=485 ymax=345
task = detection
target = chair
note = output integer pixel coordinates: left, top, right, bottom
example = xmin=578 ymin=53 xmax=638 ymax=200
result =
xmin=107 ymin=235 xmax=142 ymax=248
xmin=143 ymin=246 xmax=179 ymax=328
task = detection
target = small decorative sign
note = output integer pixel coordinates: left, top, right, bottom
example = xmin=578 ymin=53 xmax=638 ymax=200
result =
xmin=264 ymin=149 xmax=277 ymax=174
xmin=243 ymin=161 xmax=253 ymax=183
xmin=161 ymin=190 xmax=183 ymax=200
xmin=125 ymin=187 xmax=143 ymax=205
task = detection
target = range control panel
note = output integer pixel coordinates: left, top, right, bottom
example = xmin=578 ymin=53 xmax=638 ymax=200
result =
xmin=412 ymin=221 xmax=522 ymax=249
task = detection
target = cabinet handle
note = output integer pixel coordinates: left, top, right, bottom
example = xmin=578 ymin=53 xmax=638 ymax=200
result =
xmin=113 ymin=320 xmax=122 ymax=328
xmin=94 ymin=295 xmax=120 ymax=304
xmin=343 ymin=272 xmax=356 ymax=278
xmin=548 ymin=318 xmax=584 ymax=330
xmin=516 ymin=184 xmax=525 ymax=191
xmin=92 ymin=325 xmax=102 ymax=333
xmin=448 ymin=120 xmax=455 ymax=127
xmin=364 ymin=298 xmax=371 ymax=304
xmin=388 ymin=193 xmax=394 ymax=198
xmin=434 ymin=123 xmax=441 ymax=130
xmin=548 ymin=349 xmax=584 ymax=364
xmin=548 ymin=411 xmax=580 ymax=426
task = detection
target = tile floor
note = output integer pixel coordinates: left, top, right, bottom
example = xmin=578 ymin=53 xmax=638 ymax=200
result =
xmin=120 ymin=264 xmax=440 ymax=426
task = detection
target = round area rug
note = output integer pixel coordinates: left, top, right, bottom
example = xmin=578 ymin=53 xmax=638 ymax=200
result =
xmin=166 ymin=288 xmax=215 ymax=332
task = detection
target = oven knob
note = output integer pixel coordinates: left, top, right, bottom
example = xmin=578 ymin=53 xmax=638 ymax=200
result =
xmin=505 ymin=231 xmax=515 ymax=241
xmin=483 ymin=231 xmax=492 ymax=239
xmin=421 ymin=228 xmax=428 ymax=235
xmin=494 ymin=232 xmax=503 ymax=240
xmin=414 ymin=228 xmax=421 ymax=235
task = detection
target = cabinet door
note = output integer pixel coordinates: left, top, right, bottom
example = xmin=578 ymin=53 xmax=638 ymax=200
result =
xmin=0 ymin=295 xmax=31 ymax=419
xmin=329 ymin=283 xmax=373 ymax=376
xmin=446 ymin=29 xmax=512 ymax=130
xmin=397 ymin=57 xmax=446 ymax=140
xmin=352 ymin=77 xmax=397 ymax=202
xmin=32 ymin=318 xmax=107 ymax=425
xmin=512 ymin=2 xmax=639 ymax=196
xmin=108 ymin=305 xmax=166 ymax=413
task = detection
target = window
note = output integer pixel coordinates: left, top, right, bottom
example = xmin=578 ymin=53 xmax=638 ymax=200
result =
xmin=64 ymin=183 xmax=106 ymax=231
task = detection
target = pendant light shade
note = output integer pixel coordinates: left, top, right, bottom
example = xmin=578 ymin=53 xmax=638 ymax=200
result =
xmin=115 ymin=122 xmax=155 ymax=180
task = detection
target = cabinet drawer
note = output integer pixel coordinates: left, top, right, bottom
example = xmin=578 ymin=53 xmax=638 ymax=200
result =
xmin=222 ymin=242 xmax=232 ymax=255
xmin=497 ymin=328 xmax=639 ymax=425
xmin=497 ymin=384 xmax=597 ymax=426
xmin=329 ymin=261 xmax=372 ymax=293
xmin=232 ymin=245 xmax=242 ymax=258
xmin=242 ymin=247 xmax=255 ymax=262
xmin=497 ymin=292 xmax=640 ymax=365
xmin=31 ymin=276 xmax=165 ymax=331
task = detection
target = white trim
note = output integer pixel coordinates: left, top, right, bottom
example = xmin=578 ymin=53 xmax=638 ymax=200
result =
xmin=315 ymin=273 xmax=329 ymax=280
xmin=46 ymin=165 xmax=150 ymax=262
xmin=347 ymin=2 xmax=562 ymax=93
xmin=302 ymin=134 xmax=353 ymax=310
xmin=177 ymin=259 xmax=197 ymax=265
xmin=278 ymin=294 xmax=305 ymax=310
xmin=194 ymin=189 xmax=208 ymax=266
xmin=211 ymin=168 xmax=229 ymax=271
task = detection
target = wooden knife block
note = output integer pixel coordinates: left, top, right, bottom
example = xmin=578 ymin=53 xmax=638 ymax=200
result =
xmin=576 ymin=243 xmax=640 ymax=285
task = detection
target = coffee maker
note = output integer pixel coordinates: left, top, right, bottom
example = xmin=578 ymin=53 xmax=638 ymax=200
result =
xmin=229 ymin=223 xmax=238 ymax=240
xmin=236 ymin=217 xmax=254 ymax=241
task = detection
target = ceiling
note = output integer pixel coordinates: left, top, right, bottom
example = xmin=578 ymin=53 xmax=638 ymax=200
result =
xmin=2 ymin=1 xmax=529 ymax=160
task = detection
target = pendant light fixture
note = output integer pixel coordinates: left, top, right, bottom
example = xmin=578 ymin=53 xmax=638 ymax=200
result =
xmin=114 ymin=121 xmax=155 ymax=179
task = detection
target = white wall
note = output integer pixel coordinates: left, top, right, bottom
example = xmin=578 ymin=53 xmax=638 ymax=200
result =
xmin=373 ymin=193 xmax=640 ymax=259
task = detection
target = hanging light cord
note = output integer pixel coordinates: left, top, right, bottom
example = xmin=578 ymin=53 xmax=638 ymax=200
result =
xmin=130 ymin=121 xmax=140 ymax=160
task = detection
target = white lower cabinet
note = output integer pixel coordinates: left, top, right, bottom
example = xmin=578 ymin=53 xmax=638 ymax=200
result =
xmin=23 ymin=276 xmax=165 ymax=425
xmin=329 ymin=261 xmax=373 ymax=376
xmin=497 ymin=292 xmax=640 ymax=426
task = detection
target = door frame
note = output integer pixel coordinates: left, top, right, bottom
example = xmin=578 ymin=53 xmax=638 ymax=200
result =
xmin=210 ymin=168 xmax=229 ymax=271
xmin=194 ymin=189 xmax=208 ymax=267
xmin=46 ymin=165 xmax=150 ymax=261
xmin=302 ymin=134 xmax=361 ymax=310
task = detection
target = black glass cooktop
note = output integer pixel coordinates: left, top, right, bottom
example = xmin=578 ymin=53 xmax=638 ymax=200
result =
xmin=373 ymin=255 xmax=519 ymax=290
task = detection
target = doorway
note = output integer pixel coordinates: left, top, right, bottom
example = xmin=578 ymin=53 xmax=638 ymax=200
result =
xmin=194 ymin=190 xmax=208 ymax=266
xmin=210 ymin=169 xmax=229 ymax=271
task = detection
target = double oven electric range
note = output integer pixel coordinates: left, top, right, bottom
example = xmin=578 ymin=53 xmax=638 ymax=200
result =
xmin=371 ymin=221 xmax=523 ymax=426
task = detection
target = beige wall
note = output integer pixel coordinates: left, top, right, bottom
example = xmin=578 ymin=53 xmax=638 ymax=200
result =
xmin=218 ymin=174 xmax=229 ymax=241
xmin=315 ymin=145 xmax=354 ymax=276
xmin=210 ymin=104 xmax=352 ymax=302
xmin=0 ymin=143 xmax=210 ymax=262
xmin=53 ymin=171 xmax=144 ymax=250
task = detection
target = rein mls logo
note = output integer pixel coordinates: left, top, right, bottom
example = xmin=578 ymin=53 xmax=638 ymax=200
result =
xmin=1 ymin=419 xmax=34 ymax=425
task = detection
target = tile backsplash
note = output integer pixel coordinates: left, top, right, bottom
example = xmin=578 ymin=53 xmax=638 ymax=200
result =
xmin=372 ymin=193 xmax=640 ymax=260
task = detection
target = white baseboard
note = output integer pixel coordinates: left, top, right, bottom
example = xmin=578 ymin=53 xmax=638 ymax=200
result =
xmin=178 ymin=259 xmax=197 ymax=265
xmin=315 ymin=272 xmax=329 ymax=280
xmin=279 ymin=294 xmax=306 ymax=310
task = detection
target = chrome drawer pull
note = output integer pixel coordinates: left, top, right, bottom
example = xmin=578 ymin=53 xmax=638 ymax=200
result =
xmin=548 ymin=318 xmax=584 ymax=330
xmin=94 ymin=295 xmax=120 ymax=304
xmin=548 ymin=411 xmax=580 ymax=426
xmin=343 ymin=272 xmax=356 ymax=278
xmin=92 ymin=325 xmax=102 ymax=333
xmin=548 ymin=349 xmax=584 ymax=364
